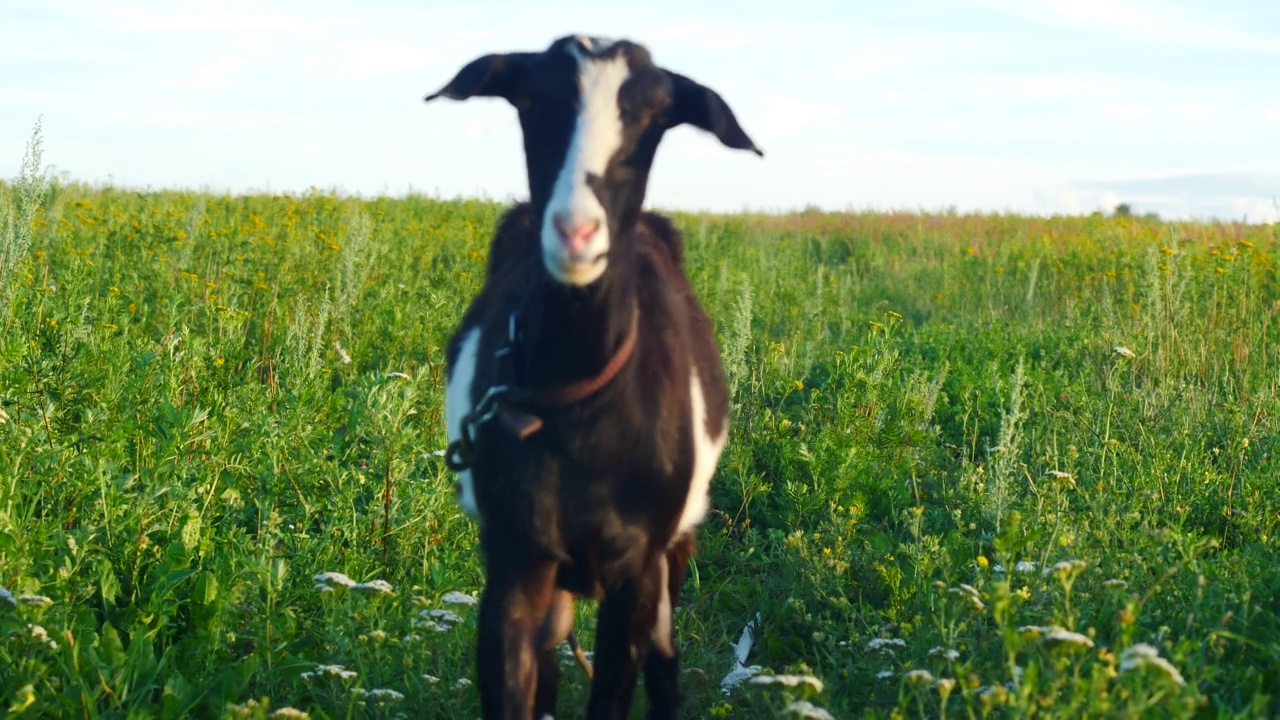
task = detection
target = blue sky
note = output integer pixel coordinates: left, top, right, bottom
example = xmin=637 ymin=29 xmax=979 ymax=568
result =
xmin=3 ymin=0 xmax=1278 ymax=221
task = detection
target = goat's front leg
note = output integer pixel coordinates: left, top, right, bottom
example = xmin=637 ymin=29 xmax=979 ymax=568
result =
xmin=643 ymin=532 xmax=695 ymax=720
xmin=477 ymin=558 xmax=558 ymax=720
xmin=586 ymin=561 xmax=665 ymax=720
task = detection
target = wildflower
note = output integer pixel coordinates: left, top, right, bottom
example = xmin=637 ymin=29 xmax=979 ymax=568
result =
xmin=385 ymin=371 xmax=410 ymax=380
xmin=866 ymin=637 xmax=907 ymax=654
xmin=313 ymin=572 xmax=357 ymax=590
xmin=334 ymin=342 xmax=352 ymax=364
xmin=0 ymin=587 xmax=15 ymax=607
xmin=441 ymin=591 xmax=478 ymax=606
xmin=1041 ymin=629 xmax=1095 ymax=652
xmin=992 ymin=564 xmax=1007 ymax=573
xmin=876 ymin=670 xmax=894 ymax=680
xmin=935 ymin=677 xmax=957 ymax=693
xmin=366 ymin=688 xmax=405 ymax=702
xmin=1113 ymin=346 xmax=1136 ymax=358
xmin=30 ymin=625 xmax=49 ymax=642
xmin=1118 ymin=643 xmax=1186 ymax=687
xmin=904 ymin=669 xmax=935 ymax=687
xmin=1014 ymin=561 xmax=1037 ymax=573
xmin=929 ymin=647 xmax=961 ymax=662
xmin=367 ymin=629 xmax=388 ymax=643
xmin=1104 ymin=579 xmax=1128 ymax=589
xmin=18 ymin=594 xmax=53 ymax=610
xmin=948 ymin=584 xmax=985 ymax=612
xmin=422 ymin=674 xmax=440 ymax=684
xmin=454 ymin=678 xmax=472 ymax=689
xmin=750 ymin=674 xmax=824 ymax=693
xmin=270 ymin=709 xmax=310 ymax=720
xmin=783 ymin=700 xmax=836 ymax=720
xmin=353 ymin=579 xmax=395 ymax=595
xmin=1045 ymin=470 xmax=1073 ymax=480
xmin=402 ymin=634 xmax=423 ymax=643
xmin=976 ymin=555 xmax=990 ymax=570
xmin=302 ymin=664 xmax=358 ymax=681
xmin=1046 ymin=559 xmax=1087 ymax=581
xmin=423 ymin=609 xmax=462 ymax=625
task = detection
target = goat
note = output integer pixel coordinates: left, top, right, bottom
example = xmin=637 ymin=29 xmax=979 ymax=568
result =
xmin=425 ymin=34 xmax=761 ymax=719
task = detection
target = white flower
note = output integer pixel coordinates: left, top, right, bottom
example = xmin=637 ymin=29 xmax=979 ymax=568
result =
xmin=423 ymin=609 xmax=461 ymax=624
xmin=1014 ymin=561 xmax=1037 ymax=573
xmin=18 ymin=594 xmax=54 ymax=610
xmin=1118 ymin=643 xmax=1186 ymax=687
xmin=385 ymin=371 xmax=410 ymax=380
xmin=876 ymin=670 xmax=894 ymax=680
xmin=422 ymin=674 xmax=440 ymax=684
xmin=0 ymin=587 xmax=15 ymax=607
xmin=749 ymin=674 xmax=824 ymax=693
xmin=1041 ymin=629 xmax=1094 ymax=651
xmin=928 ymin=647 xmax=961 ymax=662
xmin=992 ymin=564 xmax=1007 ymax=573
xmin=948 ymin=584 xmax=985 ymax=612
xmin=1045 ymin=470 xmax=1073 ymax=479
xmin=1104 ymin=579 xmax=1128 ymax=589
xmin=866 ymin=637 xmax=907 ymax=653
xmin=1046 ymin=559 xmax=1087 ymax=580
xmin=30 ymin=625 xmax=49 ymax=642
xmin=1017 ymin=625 xmax=1068 ymax=641
xmin=441 ymin=591 xmax=478 ymax=606
xmin=353 ymin=579 xmax=394 ymax=595
xmin=904 ymin=669 xmax=935 ymax=686
xmin=1113 ymin=346 xmax=1136 ymax=358
xmin=366 ymin=688 xmax=405 ymax=702
xmin=313 ymin=572 xmax=357 ymax=589
xmin=270 ymin=708 xmax=310 ymax=720
xmin=783 ymin=700 xmax=835 ymax=720
xmin=307 ymin=664 xmax=358 ymax=681
xmin=934 ymin=678 xmax=957 ymax=693
xmin=454 ymin=678 xmax=472 ymax=689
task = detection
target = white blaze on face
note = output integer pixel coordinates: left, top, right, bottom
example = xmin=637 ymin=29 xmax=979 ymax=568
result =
xmin=445 ymin=328 xmax=482 ymax=520
xmin=677 ymin=367 xmax=728 ymax=534
xmin=541 ymin=48 xmax=630 ymax=286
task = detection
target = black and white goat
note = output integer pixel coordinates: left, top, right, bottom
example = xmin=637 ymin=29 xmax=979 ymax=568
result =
xmin=426 ymin=34 xmax=761 ymax=719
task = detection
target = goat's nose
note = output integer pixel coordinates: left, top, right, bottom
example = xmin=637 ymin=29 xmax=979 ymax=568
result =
xmin=553 ymin=214 xmax=601 ymax=255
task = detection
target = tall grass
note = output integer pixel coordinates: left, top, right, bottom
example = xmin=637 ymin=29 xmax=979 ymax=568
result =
xmin=1 ymin=136 xmax=1278 ymax=717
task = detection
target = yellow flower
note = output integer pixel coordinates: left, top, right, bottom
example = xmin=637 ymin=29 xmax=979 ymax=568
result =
xmin=215 ymin=358 xmax=225 ymax=366
xmin=793 ymin=380 xmax=804 ymax=391
xmin=977 ymin=555 xmax=990 ymax=569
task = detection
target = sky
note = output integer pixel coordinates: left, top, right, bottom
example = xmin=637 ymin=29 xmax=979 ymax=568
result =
xmin=2 ymin=0 xmax=1278 ymax=222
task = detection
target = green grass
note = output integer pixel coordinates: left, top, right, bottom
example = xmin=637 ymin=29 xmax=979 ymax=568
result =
xmin=2 ymin=138 xmax=1279 ymax=718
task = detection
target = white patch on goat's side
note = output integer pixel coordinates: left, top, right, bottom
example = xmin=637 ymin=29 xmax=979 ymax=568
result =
xmin=445 ymin=327 xmax=482 ymax=520
xmin=540 ymin=50 xmax=630 ymax=287
xmin=676 ymin=367 xmax=728 ymax=534
xmin=651 ymin=554 xmax=674 ymax=657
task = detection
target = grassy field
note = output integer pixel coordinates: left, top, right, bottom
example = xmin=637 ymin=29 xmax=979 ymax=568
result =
xmin=2 ymin=132 xmax=1280 ymax=718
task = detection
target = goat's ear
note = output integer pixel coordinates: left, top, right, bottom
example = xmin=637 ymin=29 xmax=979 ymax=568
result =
xmin=666 ymin=72 xmax=763 ymax=157
xmin=425 ymin=52 xmax=533 ymax=103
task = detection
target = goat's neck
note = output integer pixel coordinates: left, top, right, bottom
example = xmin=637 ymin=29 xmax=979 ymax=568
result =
xmin=521 ymin=264 xmax=637 ymax=392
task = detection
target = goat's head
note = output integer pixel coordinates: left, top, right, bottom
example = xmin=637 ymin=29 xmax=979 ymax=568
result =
xmin=426 ymin=35 xmax=761 ymax=286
